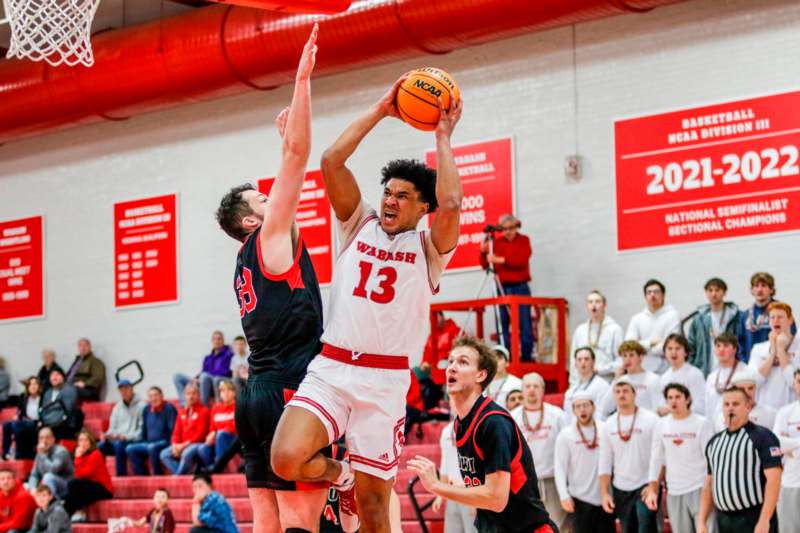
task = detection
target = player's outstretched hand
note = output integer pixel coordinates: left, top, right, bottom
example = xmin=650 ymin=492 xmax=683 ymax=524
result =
xmin=435 ymin=96 xmax=462 ymax=140
xmin=407 ymin=455 xmax=440 ymax=493
xmin=376 ymin=72 xmax=410 ymax=120
xmin=275 ymin=107 xmax=290 ymax=138
xmin=296 ymin=23 xmax=318 ymax=82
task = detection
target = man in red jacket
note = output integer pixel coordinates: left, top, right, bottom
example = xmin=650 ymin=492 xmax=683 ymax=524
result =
xmin=480 ymin=213 xmax=534 ymax=361
xmin=158 ymin=383 xmax=211 ymax=475
xmin=0 ymin=468 xmax=36 ymax=533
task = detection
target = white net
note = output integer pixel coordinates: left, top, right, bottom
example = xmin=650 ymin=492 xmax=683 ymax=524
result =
xmin=2 ymin=0 xmax=101 ymax=67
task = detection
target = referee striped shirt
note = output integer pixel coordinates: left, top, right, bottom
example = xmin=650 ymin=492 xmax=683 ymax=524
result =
xmin=705 ymin=421 xmax=782 ymax=512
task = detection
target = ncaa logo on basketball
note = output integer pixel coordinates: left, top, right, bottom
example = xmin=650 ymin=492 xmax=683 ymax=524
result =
xmin=413 ymin=79 xmax=443 ymax=98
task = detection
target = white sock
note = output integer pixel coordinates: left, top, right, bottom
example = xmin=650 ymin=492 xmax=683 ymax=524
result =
xmin=333 ymin=459 xmax=351 ymax=486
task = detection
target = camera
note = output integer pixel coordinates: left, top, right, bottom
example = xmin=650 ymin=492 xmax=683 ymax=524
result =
xmin=483 ymin=224 xmax=503 ymax=233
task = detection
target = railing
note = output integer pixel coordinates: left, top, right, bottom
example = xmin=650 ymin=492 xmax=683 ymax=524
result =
xmin=407 ymin=474 xmax=436 ymax=533
xmin=430 ymin=296 xmax=569 ymax=393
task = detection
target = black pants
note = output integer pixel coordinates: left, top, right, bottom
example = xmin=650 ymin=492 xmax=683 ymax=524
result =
xmin=190 ymin=528 xmax=216 ymax=533
xmin=612 ymin=485 xmax=658 ymax=533
xmin=571 ymin=498 xmax=616 ymax=533
xmin=2 ymin=420 xmax=38 ymax=459
xmin=63 ymin=479 xmax=112 ymax=515
xmin=75 ymin=386 xmax=100 ymax=402
xmin=717 ymin=506 xmax=777 ymax=533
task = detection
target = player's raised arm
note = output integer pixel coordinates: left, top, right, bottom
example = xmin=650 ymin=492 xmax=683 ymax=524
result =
xmin=429 ymin=97 xmax=463 ymax=254
xmin=320 ymin=74 xmax=409 ymax=222
xmin=259 ymin=23 xmax=318 ymax=274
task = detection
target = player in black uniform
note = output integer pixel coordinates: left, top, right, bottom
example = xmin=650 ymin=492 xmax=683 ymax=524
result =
xmin=408 ymin=337 xmax=556 ymax=533
xmin=215 ymin=24 xmax=346 ymax=533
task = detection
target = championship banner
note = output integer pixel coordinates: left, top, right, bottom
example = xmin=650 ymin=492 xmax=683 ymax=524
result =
xmin=114 ymin=194 xmax=179 ymax=308
xmin=0 ymin=215 xmax=44 ymax=322
xmin=258 ymin=169 xmax=333 ymax=285
xmin=425 ymin=136 xmax=515 ymax=271
xmin=615 ymin=90 xmax=800 ymax=251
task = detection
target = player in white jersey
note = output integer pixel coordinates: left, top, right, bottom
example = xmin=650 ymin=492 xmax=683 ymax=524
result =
xmin=271 ymin=74 xmax=463 ymax=533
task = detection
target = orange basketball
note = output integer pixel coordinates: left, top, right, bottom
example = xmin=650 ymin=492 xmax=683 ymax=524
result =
xmin=396 ymin=67 xmax=461 ymax=131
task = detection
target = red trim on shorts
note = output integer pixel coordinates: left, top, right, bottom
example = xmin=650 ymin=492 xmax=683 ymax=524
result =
xmin=290 ymin=395 xmax=340 ymax=440
xmin=455 ymin=397 xmax=492 ymax=447
xmin=349 ymin=454 xmax=400 ymax=471
xmin=341 ymin=214 xmax=379 ymax=255
xmin=255 ymin=232 xmax=305 ymax=287
xmin=321 ymin=343 xmax=408 ymax=369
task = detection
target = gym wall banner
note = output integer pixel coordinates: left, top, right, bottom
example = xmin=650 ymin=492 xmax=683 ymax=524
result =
xmin=615 ymin=90 xmax=800 ymax=251
xmin=0 ymin=215 xmax=44 ymax=322
xmin=113 ymin=194 xmax=179 ymax=309
xmin=258 ymin=169 xmax=333 ymax=285
xmin=425 ymin=136 xmax=515 ymax=271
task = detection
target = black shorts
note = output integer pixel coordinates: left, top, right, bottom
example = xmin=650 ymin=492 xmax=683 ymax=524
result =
xmin=236 ymin=375 xmax=330 ymax=490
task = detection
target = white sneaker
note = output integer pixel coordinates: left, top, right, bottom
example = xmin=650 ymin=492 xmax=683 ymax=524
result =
xmin=70 ymin=511 xmax=87 ymax=523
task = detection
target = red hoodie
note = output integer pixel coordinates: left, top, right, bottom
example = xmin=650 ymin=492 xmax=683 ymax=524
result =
xmin=74 ymin=449 xmax=113 ymax=494
xmin=210 ymin=402 xmax=236 ymax=434
xmin=0 ymin=480 xmax=37 ymax=532
xmin=172 ymin=403 xmax=211 ymax=444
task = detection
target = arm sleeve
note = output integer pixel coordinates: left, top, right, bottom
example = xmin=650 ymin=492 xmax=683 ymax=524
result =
xmin=687 ymin=317 xmax=701 ymax=366
xmin=598 ymin=421 xmax=613 ymax=477
xmin=553 ymin=430 xmax=571 ymax=500
xmin=648 ymin=419 xmax=664 ymax=483
xmin=625 ymin=317 xmax=638 ymax=342
xmin=141 ymin=408 xmax=150 ymax=442
xmin=751 ymin=427 xmax=783 ymax=470
xmin=127 ymin=404 xmax=145 ymax=441
xmin=476 ymin=415 xmax=516 ymax=475
xmin=747 ymin=354 xmax=768 ymax=387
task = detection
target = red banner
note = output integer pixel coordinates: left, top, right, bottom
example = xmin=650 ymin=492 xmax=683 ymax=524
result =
xmin=258 ymin=169 xmax=333 ymax=285
xmin=615 ymin=91 xmax=800 ymax=251
xmin=425 ymin=137 xmax=515 ymax=271
xmin=0 ymin=216 xmax=44 ymax=321
xmin=114 ymin=194 xmax=179 ymax=308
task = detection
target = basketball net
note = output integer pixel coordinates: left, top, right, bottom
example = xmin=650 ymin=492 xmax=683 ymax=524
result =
xmin=2 ymin=0 xmax=102 ymax=67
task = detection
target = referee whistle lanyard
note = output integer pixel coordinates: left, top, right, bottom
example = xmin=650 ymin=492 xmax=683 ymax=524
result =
xmin=617 ymin=407 xmax=638 ymax=442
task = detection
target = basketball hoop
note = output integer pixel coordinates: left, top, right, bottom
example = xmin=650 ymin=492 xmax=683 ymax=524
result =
xmin=2 ymin=0 xmax=102 ymax=67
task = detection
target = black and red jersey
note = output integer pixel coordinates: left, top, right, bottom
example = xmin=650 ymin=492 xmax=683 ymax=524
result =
xmin=454 ymin=396 xmax=552 ymax=533
xmin=234 ymin=230 xmax=323 ymax=384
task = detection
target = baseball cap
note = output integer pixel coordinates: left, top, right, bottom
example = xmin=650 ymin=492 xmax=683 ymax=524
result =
xmin=491 ymin=345 xmax=510 ymax=361
xmin=117 ymin=379 xmax=133 ymax=388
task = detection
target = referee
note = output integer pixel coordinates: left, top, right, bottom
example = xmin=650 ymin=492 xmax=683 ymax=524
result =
xmin=697 ymin=386 xmax=782 ymax=533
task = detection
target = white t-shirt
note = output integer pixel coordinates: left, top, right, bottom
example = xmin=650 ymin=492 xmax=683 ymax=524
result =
xmin=747 ymin=336 xmax=800 ymax=409
xmin=485 ymin=374 xmax=523 ymax=411
xmin=554 ymin=421 xmax=603 ymax=505
xmin=658 ymin=363 xmax=708 ymax=415
xmin=563 ymin=375 xmax=610 ymax=422
xmin=511 ymin=403 xmax=566 ymax=479
xmin=774 ymin=401 xmax=800 ymax=488
xmin=600 ymin=370 xmax=661 ymax=418
xmin=704 ymin=362 xmax=747 ymax=420
xmin=230 ymin=353 xmax=248 ymax=374
xmin=438 ymin=421 xmax=464 ymax=486
xmin=598 ymin=407 xmax=659 ymax=491
xmin=569 ymin=316 xmax=624 ymax=383
xmin=625 ymin=305 xmax=681 ymax=374
xmin=713 ymin=402 xmax=777 ymax=432
xmin=648 ymin=413 xmax=714 ymax=495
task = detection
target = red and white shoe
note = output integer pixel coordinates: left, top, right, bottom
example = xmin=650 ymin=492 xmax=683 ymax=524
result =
xmin=333 ymin=461 xmax=359 ymax=533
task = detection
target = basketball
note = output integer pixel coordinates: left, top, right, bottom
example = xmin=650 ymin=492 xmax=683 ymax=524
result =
xmin=396 ymin=67 xmax=461 ymax=131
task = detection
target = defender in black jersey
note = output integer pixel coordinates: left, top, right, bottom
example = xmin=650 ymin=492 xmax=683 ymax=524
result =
xmin=215 ymin=25 xmax=339 ymax=533
xmin=409 ymin=337 xmax=556 ymax=533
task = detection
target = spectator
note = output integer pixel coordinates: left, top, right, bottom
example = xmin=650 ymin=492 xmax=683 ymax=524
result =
xmin=656 ymin=334 xmax=707 ymax=416
xmin=99 ymin=379 xmax=145 ymax=476
xmin=504 ymin=389 xmax=522 ymax=411
xmin=625 ymin=279 xmax=681 ymax=374
xmin=29 ymin=485 xmax=70 ymax=533
xmin=36 ymin=350 xmax=63 ymax=395
xmin=570 ymin=290 xmax=624 ymax=384
xmin=688 ymin=278 xmax=741 ymax=377
xmin=645 ymin=383 xmax=715 ymax=533
xmin=63 ymin=430 xmax=113 ymax=522
xmin=563 ymin=346 xmax=611 ymax=422
xmin=704 ymin=333 xmax=747 ymax=420
xmin=773 ymin=369 xmax=800 ymax=531
xmin=174 ymin=331 xmax=234 ymax=407
xmin=480 ymin=214 xmax=534 ymax=361
xmin=159 ymin=383 xmax=210 ymax=475
xmin=0 ymin=358 xmax=10 ymax=409
xmin=738 ymin=272 xmax=796 ymax=363
xmin=190 ymin=472 xmax=238 ymax=533
xmin=698 ymin=387 xmax=782 ymax=533
xmin=712 ymin=370 xmax=776 ymax=432
xmin=40 ymin=369 xmax=81 ymax=441
xmin=198 ymin=380 xmax=239 ymax=473
xmin=26 ymin=427 xmax=73 ymax=499
xmin=0 ymin=468 xmax=36 ymax=533
xmin=2 ymin=377 xmax=42 ymax=460
xmin=747 ymin=301 xmax=799 ymax=410
xmin=64 ymin=338 xmax=106 ymax=402
xmin=404 ymin=370 xmax=426 ymax=438
xmin=229 ymin=336 xmax=249 ymax=392
xmin=484 ymin=345 xmax=522 ymax=410
xmin=511 ymin=372 xmax=567 ymax=529
xmin=554 ymin=391 xmax=615 ymax=533
xmin=418 ymin=311 xmax=461 ymax=405
xmin=432 ymin=405 xmax=477 ymax=533
xmin=598 ymin=376 xmax=660 ymax=533
xmin=133 ymin=489 xmax=176 ymax=533
xmin=126 ymin=386 xmax=177 ymax=476
xmin=600 ymin=340 xmax=661 ymax=418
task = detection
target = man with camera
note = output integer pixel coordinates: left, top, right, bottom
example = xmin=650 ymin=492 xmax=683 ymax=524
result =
xmin=480 ymin=213 xmax=534 ymax=361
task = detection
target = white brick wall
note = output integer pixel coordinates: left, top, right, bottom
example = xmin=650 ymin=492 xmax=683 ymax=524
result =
xmin=1 ymin=0 xmax=799 ymax=398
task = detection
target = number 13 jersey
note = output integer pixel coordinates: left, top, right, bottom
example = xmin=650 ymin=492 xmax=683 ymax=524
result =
xmin=321 ymin=202 xmax=455 ymax=359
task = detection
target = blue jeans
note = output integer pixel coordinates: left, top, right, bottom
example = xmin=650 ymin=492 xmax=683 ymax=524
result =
xmin=99 ymin=439 xmax=134 ymax=476
xmin=126 ymin=440 xmax=170 ymax=475
xmin=173 ymin=373 xmax=227 ymax=406
xmin=159 ymin=442 xmax=204 ymax=475
xmin=498 ymin=281 xmax=534 ymax=361
xmin=2 ymin=419 xmax=37 ymax=459
xmin=197 ymin=431 xmax=237 ymax=468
